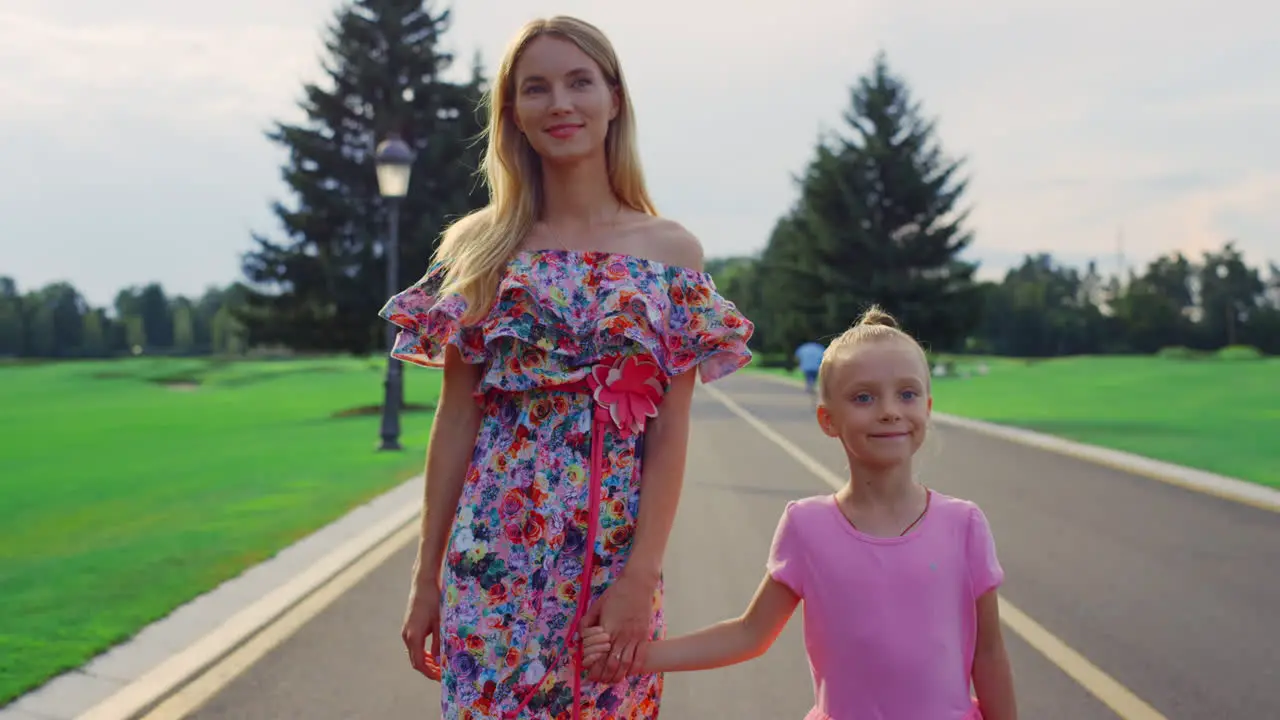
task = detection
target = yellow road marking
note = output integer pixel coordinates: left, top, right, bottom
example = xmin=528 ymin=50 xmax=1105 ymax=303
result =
xmin=137 ymin=522 xmax=419 ymax=720
xmin=700 ymin=382 xmax=1169 ymax=720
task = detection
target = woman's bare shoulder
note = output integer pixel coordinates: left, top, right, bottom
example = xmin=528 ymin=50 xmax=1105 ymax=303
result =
xmin=624 ymin=214 xmax=705 ymax=271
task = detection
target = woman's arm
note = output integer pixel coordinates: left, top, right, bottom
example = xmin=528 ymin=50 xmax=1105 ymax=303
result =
xmin=625 ymin=368 xmax=696 ymax=584
xmin=586 ymin=368 xmax=697 ymax=682
xmin=586 ymin=220 xmax=712 ymax=681
xmin=584 ymin=575 xmax=800 ymax=673
xmin=972 ymin=590 xmax=1018 ymax=719
xmin=622 ymin=222 xmax=706 ymax=587
xmin=401 ymin=346 xmax=484 ymax=678
xmin=412 ymin=346 xmax=484 ymax=588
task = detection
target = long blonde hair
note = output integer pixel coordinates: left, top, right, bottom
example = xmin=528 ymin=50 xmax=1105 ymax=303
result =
xmin=432 ymin=16 xmax=657 ymax=323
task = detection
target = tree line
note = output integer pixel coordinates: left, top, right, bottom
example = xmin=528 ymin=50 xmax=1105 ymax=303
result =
xmin=712 ymin=240 xmax=1280 ymax=363
xmin=5 ymin=1 xmax=1274 ymax=362
xmin=0 ymin=278 xmax=250 ymax=359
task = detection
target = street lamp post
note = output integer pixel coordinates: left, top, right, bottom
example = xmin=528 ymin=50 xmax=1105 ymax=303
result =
xmin=375 ymin=134 xmax=415 ymax=452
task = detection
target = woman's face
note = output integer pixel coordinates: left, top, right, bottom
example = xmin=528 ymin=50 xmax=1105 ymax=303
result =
xmin=511 ymin=35 xmax=618 ymax=165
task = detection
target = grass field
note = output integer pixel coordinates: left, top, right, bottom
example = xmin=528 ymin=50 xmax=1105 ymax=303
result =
xmin=0 ymin=356 xmax=442 ymax=705
xmin=752 ymin=354 xmax=1279 ymax=489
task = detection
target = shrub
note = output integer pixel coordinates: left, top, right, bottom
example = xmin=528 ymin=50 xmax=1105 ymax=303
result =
xmin=1217 ymin=345 xmax=1264 ymax=361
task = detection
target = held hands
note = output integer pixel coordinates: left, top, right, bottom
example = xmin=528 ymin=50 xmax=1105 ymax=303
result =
xmin=580 ymin=626 xmax=618 ymax=674
xmin=580 ymin=626 xmax=651 ymax=682
xmin=578 ymin=572 xmax=654 ymax=683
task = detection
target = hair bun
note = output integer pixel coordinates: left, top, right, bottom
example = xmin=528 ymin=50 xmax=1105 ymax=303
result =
xmin=856 ymin=304 xmax=899 ymax=329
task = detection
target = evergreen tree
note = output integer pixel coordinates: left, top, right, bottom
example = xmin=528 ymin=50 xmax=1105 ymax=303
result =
xmin=23 ymin=292 xmax=56 ymax=358
xmin=757 ymin=212 xmax=830 ymax=355
xmin=172 ymin=299 xmax=196 ymax=354
xmin=765 ymin=53 xmax=981 ymax=351
xmin=239 ymin=0 xmax=487 ymax=354
xmin=0 ymin=277 xmax=24 ymax=357
xmin=81 ymin=308 xmax=107 ymax=357
xmin=194 ymin=285 xmax=236 ymax=352
xmin=212 ymin=306 xmax=248 ymax=355
xmin=137 ymin=283 xmax=173 ymax=350
xmin=124 ymin=315 xmax=147 ymax=354
xmin=707 ymin=256 xmax=766 ymax=351
xmin=1197 ymin=241 xmax=1265 ymax=348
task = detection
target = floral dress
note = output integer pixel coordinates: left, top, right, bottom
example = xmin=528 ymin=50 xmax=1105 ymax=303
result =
xmin=380 ymin=249 xmax=754 ymax=720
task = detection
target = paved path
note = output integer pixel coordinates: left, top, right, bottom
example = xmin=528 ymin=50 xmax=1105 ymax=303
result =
xmin=150 ymin=372 xmax=1279 ymax=719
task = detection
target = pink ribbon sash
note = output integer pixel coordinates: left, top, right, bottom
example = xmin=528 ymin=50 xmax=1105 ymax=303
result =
xmin=499 ymin=355 xmax=666 ymax=719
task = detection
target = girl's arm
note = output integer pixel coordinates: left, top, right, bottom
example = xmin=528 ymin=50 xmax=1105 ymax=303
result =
xmin=972 ymin=590 xmax=1018 ymax=719
xmin=412 ymin=347 xmax=484 ymax=589
xmin=584 ymin=574 xmax=800 ymax=673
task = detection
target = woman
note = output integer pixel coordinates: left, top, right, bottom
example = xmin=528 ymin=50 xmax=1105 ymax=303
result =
xmin=381 ymin=15 xmax=754 ymax=720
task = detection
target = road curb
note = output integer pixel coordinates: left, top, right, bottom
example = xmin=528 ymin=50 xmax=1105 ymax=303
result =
xmin=1 ymin=477 xmax=422 ymax=720
xmin=749 ymin=370 xmax=1280 ymax=513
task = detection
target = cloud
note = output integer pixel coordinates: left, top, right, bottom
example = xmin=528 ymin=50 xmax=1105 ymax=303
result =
xmin=0 ymin=7 xmax=325 ymax=139
xmin=1 ymin=0 xmax=1278 ymax=307
xmin=1131 ymin=173 xmax=1280 ymax=261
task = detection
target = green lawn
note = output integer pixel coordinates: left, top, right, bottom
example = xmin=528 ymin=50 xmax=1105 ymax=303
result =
xmin=751 ymin=354 xmax=1279 ymax=489
xmin=0 ymin=356 xmax=441 ymax=704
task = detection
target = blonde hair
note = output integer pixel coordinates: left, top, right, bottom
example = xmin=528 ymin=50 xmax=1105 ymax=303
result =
xmin=817 ymin=305 xmax=931 ymax=400
xmin=431 ymin=16 xmax=657 ymax=323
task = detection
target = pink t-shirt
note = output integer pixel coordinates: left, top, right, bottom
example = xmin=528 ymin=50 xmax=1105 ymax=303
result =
xmin=766 ymin=492 xmax=1003 ymax=720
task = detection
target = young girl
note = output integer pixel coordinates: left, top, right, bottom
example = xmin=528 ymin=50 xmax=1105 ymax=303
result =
xmin=382 ymin=15 xmax=753 ymax=720
xmin=582 ymin=307 xmax=1017 ymax=719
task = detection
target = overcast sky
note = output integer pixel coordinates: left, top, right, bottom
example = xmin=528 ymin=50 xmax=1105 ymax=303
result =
xmin=2 ymin=0 xmax=1277 ymax=307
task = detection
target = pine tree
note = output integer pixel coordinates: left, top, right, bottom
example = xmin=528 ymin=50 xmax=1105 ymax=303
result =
xmin=240 ymin=0 xmax=487 ymax=354
xmin=0 ymin=277 xmax=25 ymax=357
xmin=137 ymin=284 xmax=173 ymax=350
xmin=81 ymin=309 xmax=107 ymax=357
xmin=172 ymin=299 xmax=195 ymax=354
xmin=767 ymin=52 xmax=981 ymax=351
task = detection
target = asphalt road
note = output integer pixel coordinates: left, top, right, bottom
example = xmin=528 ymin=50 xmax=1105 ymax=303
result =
xmin=178 ymin=372 xmax=1279 ymax=720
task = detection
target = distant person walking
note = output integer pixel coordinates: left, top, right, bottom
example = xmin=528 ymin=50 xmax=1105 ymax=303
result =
xmin=795 ymin=340 xmax=826 ymax=397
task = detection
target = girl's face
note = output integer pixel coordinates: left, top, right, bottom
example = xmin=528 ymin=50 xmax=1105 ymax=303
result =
xmin=816 ymin=340 xmax=932 ymax=468
xmin=511 ymin=35 xmax=618 ymax=165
